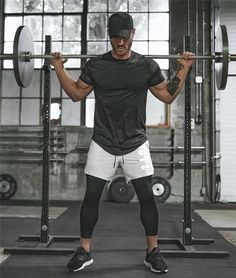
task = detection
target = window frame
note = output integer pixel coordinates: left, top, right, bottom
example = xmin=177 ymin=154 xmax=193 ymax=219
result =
xmin=1 ymin=0 xmax=170 ymax=128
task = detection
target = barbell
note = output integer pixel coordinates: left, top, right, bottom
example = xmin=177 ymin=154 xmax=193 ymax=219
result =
xmin=0 ymin=25 xmax=235 ymax=89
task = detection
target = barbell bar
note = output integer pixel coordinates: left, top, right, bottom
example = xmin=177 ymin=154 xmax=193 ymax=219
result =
xmin=1 ymin=52 xmax=236 ymax=61
xmin=0 ymin=53 xmax=225 ymax=60
xmin=1 ymin=53 xmax=236 ymax=61
xmin=0 ymin=25 xmax=235 ymax=89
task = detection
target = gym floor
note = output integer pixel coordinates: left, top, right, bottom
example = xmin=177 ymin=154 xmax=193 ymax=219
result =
xmin=0 ymin=201 xmax=236 ymax=278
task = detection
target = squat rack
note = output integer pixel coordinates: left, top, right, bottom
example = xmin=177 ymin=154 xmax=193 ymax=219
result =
xmin=3 ymin=32 xmax=229 ymax=258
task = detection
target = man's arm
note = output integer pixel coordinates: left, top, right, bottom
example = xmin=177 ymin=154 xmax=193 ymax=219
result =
xmin=50 ymin=52 xmax=93 ymax=102
xmin=149 ymin=52 xmax=194 ymax=104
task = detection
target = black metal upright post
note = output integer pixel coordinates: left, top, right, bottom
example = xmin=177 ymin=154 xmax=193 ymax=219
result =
xmin=183 ymin=35 xmax=192 ymax=246
xmin=40 ymin=35 xmax=51 ymax=243
xmin=80 ymin=0 xmax=88 ymax=126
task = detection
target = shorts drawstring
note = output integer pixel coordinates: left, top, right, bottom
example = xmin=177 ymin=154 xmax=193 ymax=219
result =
xmin=113 ymin=156 xmax=117 ymax=168
xmin=113 ymin=156 xmax=124 ymax=167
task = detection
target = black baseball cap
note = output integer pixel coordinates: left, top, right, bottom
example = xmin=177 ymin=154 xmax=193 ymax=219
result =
xmin=108 ymin=12 xmax=134 ymax=39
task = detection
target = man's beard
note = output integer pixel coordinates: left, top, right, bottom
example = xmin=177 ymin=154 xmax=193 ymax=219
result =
xmin=111 ymin=41 xmax=132 ymax=57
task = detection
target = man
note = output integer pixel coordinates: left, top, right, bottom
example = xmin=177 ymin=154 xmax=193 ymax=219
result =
xmin=51 ymin=12 xmax=194 ymax=274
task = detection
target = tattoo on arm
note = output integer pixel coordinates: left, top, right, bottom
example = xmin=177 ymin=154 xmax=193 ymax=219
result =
xmin=167 ymin=76 xmax=181 ymax=96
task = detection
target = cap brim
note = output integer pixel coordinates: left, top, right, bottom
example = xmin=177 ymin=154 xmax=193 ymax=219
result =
xmin=110 ymin=29 xmax=131 ymax=39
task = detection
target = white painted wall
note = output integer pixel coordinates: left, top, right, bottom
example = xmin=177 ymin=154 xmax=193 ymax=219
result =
xmin=219 ymin=1 xmax=236 ymax=202
xmin=220 ymin=77 xmax=236 ymax=202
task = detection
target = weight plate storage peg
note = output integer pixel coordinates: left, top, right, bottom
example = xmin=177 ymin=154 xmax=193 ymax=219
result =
xmin=0 ymin=174 xmax=17 ymax=200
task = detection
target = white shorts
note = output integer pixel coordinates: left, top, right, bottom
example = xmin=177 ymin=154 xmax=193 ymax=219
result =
xmin=85 ymin=140 xmax=154 ymax=181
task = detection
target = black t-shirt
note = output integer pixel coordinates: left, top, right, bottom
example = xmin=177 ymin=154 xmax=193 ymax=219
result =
xmin=80 ymin=51 xmax=165 ymax=155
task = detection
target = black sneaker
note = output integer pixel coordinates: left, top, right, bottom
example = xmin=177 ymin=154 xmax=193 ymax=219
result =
xmin=67 ymin=247 xmax=94 ymax=272
xmin=144 ymin=247 xmax=168 ymax=273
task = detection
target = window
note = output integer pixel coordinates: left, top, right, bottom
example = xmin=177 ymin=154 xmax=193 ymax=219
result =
xmin=1 ymin=0 xmax=170 ymax=127
xmin=2 ymin=0 xmax=83 ymax=125
xmin=4 ymin=0 xmax=83 ymax=69
xmin=51 ymin=99 xmax=62 ymax=125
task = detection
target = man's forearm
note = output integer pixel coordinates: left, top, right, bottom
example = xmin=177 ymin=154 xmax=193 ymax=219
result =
xmin=167 ymin=65 xmax=191 ymax=98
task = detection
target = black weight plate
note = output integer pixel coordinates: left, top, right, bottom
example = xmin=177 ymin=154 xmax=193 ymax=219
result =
xmin=13 ymin=26 xmax=34 ymax=88
xmin=0 ymin=174 xmax=17 ymax=200
xmin=152 ymin=176 xmax=171 ymax=203
xmin=215 ymin=25 xmax=229 ymax=90
xmin=109 ymin=176 xmax=135 ymax=203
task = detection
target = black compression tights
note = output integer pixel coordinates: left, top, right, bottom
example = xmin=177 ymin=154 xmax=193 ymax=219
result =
xmin=80 ymin=174 xmax=159 ymax=238
xmin=132 ymin=175 xmax=159 ymax=236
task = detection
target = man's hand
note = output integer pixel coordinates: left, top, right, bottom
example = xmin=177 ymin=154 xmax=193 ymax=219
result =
xmin=50 ymin=52 xmax=68 ymax=69
xmin=177 ymin=51 xmax=195 ymax=68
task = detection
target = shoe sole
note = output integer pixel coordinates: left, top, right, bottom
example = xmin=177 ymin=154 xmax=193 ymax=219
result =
xmin=67 ymin=258 xmax=94 ymax=272
xmin=144 ymin=260 xmax=168 ymax=273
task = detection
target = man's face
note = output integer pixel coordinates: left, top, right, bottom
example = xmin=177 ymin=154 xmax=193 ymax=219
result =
xmin=110 ymin=30 xmax=135 ymax=58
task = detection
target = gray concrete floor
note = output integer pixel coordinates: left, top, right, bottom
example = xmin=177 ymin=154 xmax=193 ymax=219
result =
xmin=0 ymin=206 xmax=67 ymax=219
xmin=1 ymin=203 xmax=236 ymax=278
xmin=195 ymin=209 xmax=236 ymax=246
xmin=0 ymin=206 xmax=67 ymax=264
xmin=0 ymin=248 xmax=9 ymax=264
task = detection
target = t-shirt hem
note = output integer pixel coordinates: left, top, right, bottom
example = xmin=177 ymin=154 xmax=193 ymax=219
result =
xmin=92 ymin=137 xmax=147 ymax=156
xmin=149 ymin=77 xmax=165 ymax=87
xmin=79 ymin=76 xmax=93 ymax=86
